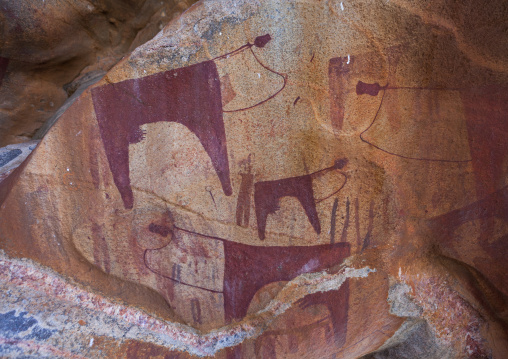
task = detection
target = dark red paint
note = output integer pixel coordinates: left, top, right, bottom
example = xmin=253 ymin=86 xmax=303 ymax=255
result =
xmin=235 ymin=173 xmax=254 ymax=227
xmin=360 ymin=200 xmax=374 ymax=253
xmin=254 ymin=159 xmax=347 ymax=241
xmin=145 ymin=224 xmax=350 ymax=358
xmin=254 ymin=174 xmax=320 ymax=240
xmin=254 ymin=34 xmax=271 ymax=48
xmin=288 ymin=333 xmax=299 ymax=352
xmin=328 ymin=56 xmax=353 ymax=132
xmin=354 ymin=46 xmax=475 ymax=163
xmin=357 ymin=82 xmax=474 ymax=163
xmin=428 ymin=185 xmax=508 ymax=292
xmin=190 ymin=298 xmax=202 ymax=324
xmin=330 ymin=198 xmax=339 ymax=244
xmin=0 ymin=57 xmax=8 ymax=87
xmin=410 ymin=86 xmax=508 ymax=253
xmin=428 ymin=185 xmax=508 ymax=238
xmin=297 ymin=284 xmax=349 ymax=344
xmin=358 ymin=83 xmax=508 ymax=181
xmin=212 ymin=34 xmax=287 ymax=114
xmin=339 ymin=197 xmax=350 ymax=243
xmin=91 ymin=35 xmax=285 ymax=209
xmin=223 ymin=240 xmax=350 ymax=358
xmin=220 ymin=49 xmax=287 ymax=113
xmin=148 ymin=223 xmax=172 ymax=237
xmin=461 ymin=86 xmax=508 ymax=200
xmin=91 ymin=60 xmax=232 ymax=209
xmin=253 ymin=318 xmax=337 ymax=358
xmin=356 ymin=81 xmax=386 ymax=96
xmin=142 ymin=224 xmax=222 ymax=293
xmin=125 ymin=340 xmax=191 ymax=359
xmin=223 ymin=240 xmax=350 ymax=323
xmin=89 ymin=146 xmax=101 ymax=190
xmin=255 ymin=335 xmax=276 ymax=358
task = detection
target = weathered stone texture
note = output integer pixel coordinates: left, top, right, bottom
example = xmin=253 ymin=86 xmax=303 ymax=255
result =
xmin=1 ymin=0 xmax=508 ymax=357
xmin=0 ymin=0 xmax=196 ymax=146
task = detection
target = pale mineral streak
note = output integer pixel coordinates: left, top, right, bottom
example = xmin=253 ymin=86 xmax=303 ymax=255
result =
xmin=0 ymin=250 xmax=374 ymax=357
xmin=0 ymin=141 xmax=39 ymax=183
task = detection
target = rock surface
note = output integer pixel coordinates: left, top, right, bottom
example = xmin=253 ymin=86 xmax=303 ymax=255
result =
xmin=0 ymin=0 xmax=196 ymax=146
xmin=0 ymin=140 xmax=38 ymax=183
xmin=1 ymin=0 xmax=508 ymax=357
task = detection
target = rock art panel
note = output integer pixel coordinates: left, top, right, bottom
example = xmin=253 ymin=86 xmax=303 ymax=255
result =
xmin=92 ymin=59 xmax=232 ymax=209
xmin=1 ymin=0 xmax=508 ymax=358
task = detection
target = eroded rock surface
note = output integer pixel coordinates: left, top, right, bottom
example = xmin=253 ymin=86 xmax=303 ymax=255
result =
xmin=0 ymin=0 xmax=196 ymax=146
xmin=1 ymin=0 xmax=508 ymax=357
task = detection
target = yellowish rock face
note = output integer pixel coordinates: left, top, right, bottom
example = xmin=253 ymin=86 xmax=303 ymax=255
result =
xmin=1 ymin=0 xmax=508 ymax=358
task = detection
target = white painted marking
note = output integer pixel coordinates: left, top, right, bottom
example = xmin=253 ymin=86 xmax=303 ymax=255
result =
xmin=300 ymin=259 xmax=319 ymax=274
xmin=89 ymin=338 xmax=94 ymax=347
xmin=347 ymin=55 xmax=350 ymax=64
xmin=340 ymin=2 xmax=344 ymax=11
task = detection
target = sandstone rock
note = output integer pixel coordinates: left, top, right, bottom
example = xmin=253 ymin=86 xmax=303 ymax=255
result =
xmin=0 ymin=0 xmax=196 ymax=146
xmin=1 ymin=0 xmax=508 ymax=357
